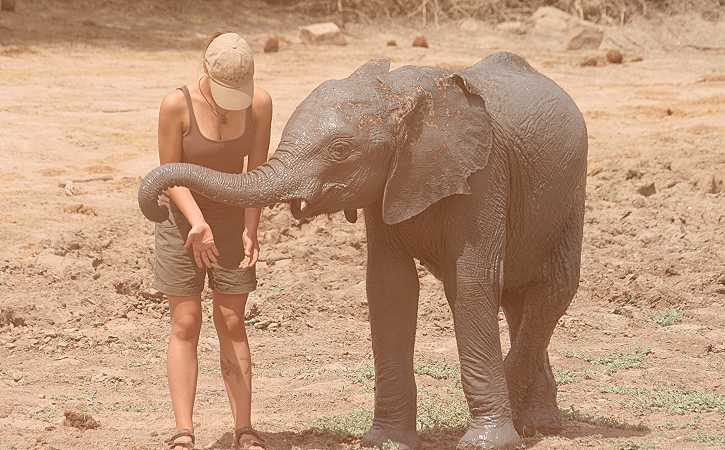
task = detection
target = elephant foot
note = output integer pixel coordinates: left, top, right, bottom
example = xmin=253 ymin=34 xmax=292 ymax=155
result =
xmin=517 ymin=402 xmax=561 ymax=437
xmin=361 ymin=423 xmax=419 ymax=450
xmin=457 ymin=416 xmax=523 ymax=449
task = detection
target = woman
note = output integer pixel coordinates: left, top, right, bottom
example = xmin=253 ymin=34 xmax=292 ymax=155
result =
xmin=154 ymin=32 xmax=270 ymax=450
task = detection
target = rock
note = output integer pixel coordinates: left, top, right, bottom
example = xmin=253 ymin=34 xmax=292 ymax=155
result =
xmin=580 ymin=56 xmax=603 ymax=67
xmin=386 ymin=39 xmax=397 ymax=47
xmin=267 ymin=322 xmax=280 ymax=330
xmin=299 ymin=22 xmax=346 ymax=46
xmin=412 ymin=35 xmax=428 ymax=48
xmin=638 ymin=231 xmax=659 ymax=245
xmin=699 ymin=174 xmax=723 ymax=194
xmin=626 ymin=169 xmax=643 ymax=180
xmin=263 ymin=36 xmax=279 ymax=53
xmin=254 ymin=320 xmax=272 ymax=330
xmin=606 ymin=49 xmax=623 ymax=64
xmin=459 ymin=18 xmax=483 ymax=32
xmin=140 ymin=287 xmax=164 ymax=300
xmin=1 ymin=0 xmax=16 ymax=12
xmin=0 ymin=308 xmax=26 ymax=327
xmin=566 ymin=28 xmax=604 ymax=50
xmin=64 ymin=410 xmax=100 ymax=430
xmin=637 ymin=183 xmax=656 ymax=197
xmin=496 ymin=21 xmax=527 ymax=35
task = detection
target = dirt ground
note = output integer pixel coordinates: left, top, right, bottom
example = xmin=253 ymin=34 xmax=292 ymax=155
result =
xmin=1 ymin=1 xmax=724 ymax=449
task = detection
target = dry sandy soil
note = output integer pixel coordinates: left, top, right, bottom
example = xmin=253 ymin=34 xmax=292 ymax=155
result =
xmin=1 ymin=1 xmax=724 ymax=449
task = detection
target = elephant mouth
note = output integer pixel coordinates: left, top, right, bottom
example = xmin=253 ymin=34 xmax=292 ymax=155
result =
xmin=288 ymin=183 xmax=348 ymax=221
xmin=289 ymin=198 xmax=311 ymax=220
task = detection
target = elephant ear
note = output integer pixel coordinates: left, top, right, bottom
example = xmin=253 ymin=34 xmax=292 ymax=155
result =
xmin=381 ymin=67 xmax=493 ymax=225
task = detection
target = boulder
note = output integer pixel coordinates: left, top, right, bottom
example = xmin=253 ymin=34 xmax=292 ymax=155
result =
xmin=532 ymin=6 xmax=603 ymax=50
xmin=566 ymin=28 xmax=604 ymax=50
xmin=497 ymin=21 xmax=527 ymax=35
xmin=299 ymin=22 xmax=346 ymax=46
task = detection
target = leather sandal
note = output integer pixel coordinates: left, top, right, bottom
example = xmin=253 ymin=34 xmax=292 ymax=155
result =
xmin=234 ymin=426 xmax=266 ymax=449
xmin=165 ymin=428 xmax=195 ymax=449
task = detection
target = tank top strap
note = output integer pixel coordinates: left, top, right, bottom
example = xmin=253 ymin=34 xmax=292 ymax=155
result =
xmin=178 ymin=85 xmax=199 ymax=135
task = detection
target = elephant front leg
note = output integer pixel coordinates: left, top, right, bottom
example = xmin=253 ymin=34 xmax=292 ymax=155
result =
xmin=448 ymin=262 xmax=523 ymax=450
xmin=360 ymin=223 xmax=420 ymax=449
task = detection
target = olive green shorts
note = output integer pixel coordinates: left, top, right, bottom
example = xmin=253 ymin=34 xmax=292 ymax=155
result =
xmin=152 ymin=207 xmax=257 ymax=297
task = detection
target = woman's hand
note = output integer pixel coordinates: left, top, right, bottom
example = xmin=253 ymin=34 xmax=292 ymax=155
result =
xmin=184 ymin=222 xmax=219 ymax=269
xmin=240 ymin=228 xmax=259 ymax=269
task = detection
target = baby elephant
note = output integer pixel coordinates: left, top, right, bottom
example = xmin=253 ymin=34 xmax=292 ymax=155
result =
xmin=138 ymin=52 xmax=588 ymax=449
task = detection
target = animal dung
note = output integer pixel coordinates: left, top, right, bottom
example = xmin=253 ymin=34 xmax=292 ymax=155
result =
xmin=412 ymin=35 xmax=429 ymax=48
xmin=606 ymin=49 xmax=623 ymax=64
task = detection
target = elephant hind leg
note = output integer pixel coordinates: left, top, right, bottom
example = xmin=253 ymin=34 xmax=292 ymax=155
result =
xmin=502 ymin=221 xmax=583 ymax=437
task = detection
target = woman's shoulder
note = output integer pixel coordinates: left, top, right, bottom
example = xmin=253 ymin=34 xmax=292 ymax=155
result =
xmin=252 ymin=86 xmax=272 ymax=122
xmin=160 ymin=88 xmax=187 ymax=115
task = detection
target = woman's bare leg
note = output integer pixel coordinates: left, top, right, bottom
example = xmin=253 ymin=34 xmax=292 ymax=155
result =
xmin=212 ymin=292 xmax=254 ymax=430
xmin=167 ymin=295 xmax=202 ymax=449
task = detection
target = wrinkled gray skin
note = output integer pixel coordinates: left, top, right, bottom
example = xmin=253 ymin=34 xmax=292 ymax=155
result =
xmin=138 ymin=52 xmax=587 ymax=450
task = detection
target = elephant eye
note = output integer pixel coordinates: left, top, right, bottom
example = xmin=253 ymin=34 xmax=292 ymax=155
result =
xmin=329 ymin=141 xmax=352 ymax=161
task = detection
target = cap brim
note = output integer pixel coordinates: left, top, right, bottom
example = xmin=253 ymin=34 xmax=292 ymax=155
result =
xmin=209 ymin=77 xmax=253 ymax=111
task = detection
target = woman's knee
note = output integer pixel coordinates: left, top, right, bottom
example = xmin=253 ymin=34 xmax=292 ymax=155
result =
xmin=212 ymin=294 xmax=247 ymax=340
xmin=171 ymin=310 xmax=202 ymax=342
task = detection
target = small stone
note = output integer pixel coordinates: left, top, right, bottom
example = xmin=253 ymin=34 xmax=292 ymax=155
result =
xmin=606 ymin=49 xmax=623 ymax=64
xmin=140 ymin=287 xmax=164 ymax=300
xmin=254 ymin=320 xmax=272 ymax=330
xmin=636 ymin=183 xmax=656 ymax=197
xmin=626 ymin=169 xmax=643 ymax=180
xmin=263 ymin=36 xmax=279 ymax=53
xmin=638 ymin=231 xmax=659 ymax=245
xmin=412 ymin=35 xmax=428 ymax=48
xmin=64 ymin=410 xmax=100 ymax=430
xmin=699 ymin=174 xmax=723 ymax=194
xmin=11 ymin=371 xmax=23 ymax=382
xmin=267 ymin=322 xmax=280 ymax=330
xmin=299 ymin=22 xmax=346 ymax=46
xmin=386 ymin=39 xmax=397 ymax=47
xmin=125 ymin=310 xmax=138 ymax=320
xmin=566 ymin=28 xmax=603 ymax=50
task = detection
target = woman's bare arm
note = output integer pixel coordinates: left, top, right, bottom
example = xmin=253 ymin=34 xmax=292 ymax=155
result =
xmin=240 ymin=88 xmax=272 ymax=269
xmin=158 ymin=91 xmax=218 ymax=268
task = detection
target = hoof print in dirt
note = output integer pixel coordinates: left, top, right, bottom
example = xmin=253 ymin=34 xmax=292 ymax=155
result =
xmin=412 ymin=35 xmax=428 ymax=48
xmin=636 ymin=182 xmax=656 ymax=197
xmin=64 ymin=410 xmax=100 ymax=430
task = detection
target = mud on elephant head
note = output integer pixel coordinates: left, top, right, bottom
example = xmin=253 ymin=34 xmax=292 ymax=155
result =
xmin=137 ymin=58 xmax=493 ymax=225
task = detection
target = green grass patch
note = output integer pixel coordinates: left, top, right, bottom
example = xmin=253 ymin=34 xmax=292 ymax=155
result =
xmin=414 ymin=361 xmax=460 ymax=381
xmin=561 ymin=406 xmax=649 ymax=432
xmin=309 ymin=396 xmax=470 ymax=439
xmin=692 ymin=431 xmax=725 ymax=445
xmin=601 ymin=384 xmax=725 ymax=414
xmin=616 ymin=441 xmax=656 ymax=450
xmin=651 ymin=307 xmax=682 ymax=327
xmin=565 ymin=348 xmax=651 ymax=375
xmin=554 ymin=369 xmax=577 ymax=385
xmin=310 ymin=408 xmax=373 ymax=438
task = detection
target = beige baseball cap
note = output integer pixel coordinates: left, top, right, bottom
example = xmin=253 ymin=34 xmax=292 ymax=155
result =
xmin=203 ymin=33 xmax=254 ymax=110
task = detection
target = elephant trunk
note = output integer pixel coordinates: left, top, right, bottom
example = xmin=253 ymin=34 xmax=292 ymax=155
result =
xmin=137 ymin=157 xmax=296 ymax=223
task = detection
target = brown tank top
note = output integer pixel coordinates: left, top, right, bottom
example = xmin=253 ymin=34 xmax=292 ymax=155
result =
xmin=178 ymin=85 xmax=253 ymax=219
